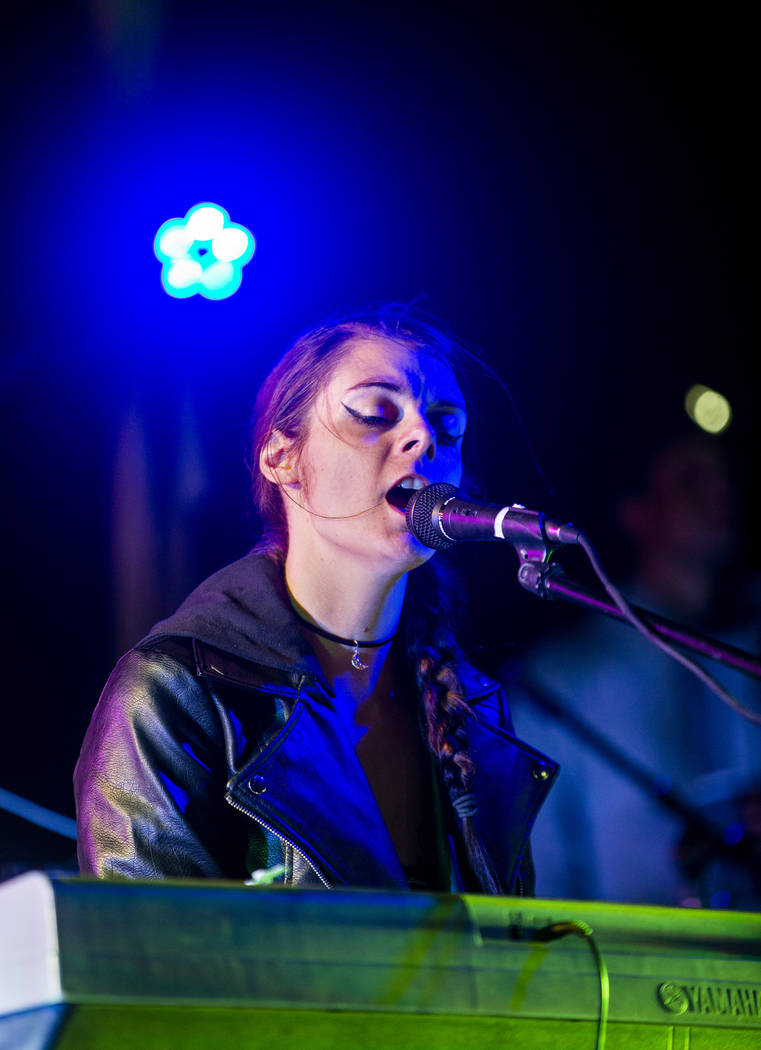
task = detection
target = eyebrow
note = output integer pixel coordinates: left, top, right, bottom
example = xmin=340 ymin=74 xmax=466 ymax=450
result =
xmin=347 ymin=376 xmax=467 ymax=413
xmin=347 ymin=378 xmax=404 ymax=394
xmin=429 ymin=403 xmax=467 ymax=419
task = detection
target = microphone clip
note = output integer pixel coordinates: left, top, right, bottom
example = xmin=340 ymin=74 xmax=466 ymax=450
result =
xmin=516 ymin=558 xmax=567 ymax=600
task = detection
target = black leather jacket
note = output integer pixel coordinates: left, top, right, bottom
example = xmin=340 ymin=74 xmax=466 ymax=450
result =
xmin=74 ymin=553 xmax=558 ymax=893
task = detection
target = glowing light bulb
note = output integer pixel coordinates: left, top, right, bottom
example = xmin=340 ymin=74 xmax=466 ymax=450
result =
xmin=158 ymin=225 xmax=193 ymax=259
xmin=201 ymin=260 xmax=235 ymax=290
xmin=167 ymin=258 xmax=203 ymax=289
xmin=684 ymin=384 xmax=732 ymax=434
xmin=211 ymin=227 xmax=251 ymax=262
xmin=185 ymin=205 xmax=225 ymax=241
xmin=155 ymin=203 xmax=255 ymax=299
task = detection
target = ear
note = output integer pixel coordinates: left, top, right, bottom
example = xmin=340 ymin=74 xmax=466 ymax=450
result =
xmin=259 ymin=430 xmax=299 ymax=486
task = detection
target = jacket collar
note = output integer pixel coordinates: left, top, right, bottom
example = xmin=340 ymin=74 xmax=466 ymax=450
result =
xmin=144 ymin=550 xmax=328 ymax=689
xmin=225 ymin=681 xmax=558 ymax=892
xmin=142 ymin=551 xmax=557 ymax=891
xmin=144 ymin=549 xmax=502 ymax=705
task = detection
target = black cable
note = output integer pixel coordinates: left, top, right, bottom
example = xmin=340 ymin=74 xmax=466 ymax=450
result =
xmin=537 ymin=920 xmax=609 ymax=1050
xmin=576 ymin=531 xmax=761 ymax=727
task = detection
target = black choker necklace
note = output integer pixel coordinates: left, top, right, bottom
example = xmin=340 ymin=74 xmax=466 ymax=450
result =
xmin=293 ymin=610 xmax=395 ymax=670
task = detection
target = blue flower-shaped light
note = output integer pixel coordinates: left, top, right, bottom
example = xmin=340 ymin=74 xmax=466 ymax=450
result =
xmin=154 ymin=203 xmax=255 ymax=299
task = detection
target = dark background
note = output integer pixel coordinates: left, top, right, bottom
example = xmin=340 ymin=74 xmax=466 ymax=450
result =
xmin=1 ymin=1 xmax=755 ymax=872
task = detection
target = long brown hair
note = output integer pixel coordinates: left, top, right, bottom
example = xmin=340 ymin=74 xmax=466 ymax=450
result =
xmin=249 ymin=304 xmax=503 ymax=893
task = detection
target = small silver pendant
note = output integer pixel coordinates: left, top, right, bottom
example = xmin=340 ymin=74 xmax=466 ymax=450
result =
xmin=351 ymin=644 xmax=368 ymax=670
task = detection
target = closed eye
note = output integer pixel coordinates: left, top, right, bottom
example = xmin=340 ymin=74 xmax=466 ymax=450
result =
xmin=437 ymin=430 xmax=464 ymax=447
xmin=342 ymin=402 xmax=396 ymax=427
xmin=342 ymin=401 xmax=465 ymax=444
xmin=431 ymin=409 xmax=466 ymax=446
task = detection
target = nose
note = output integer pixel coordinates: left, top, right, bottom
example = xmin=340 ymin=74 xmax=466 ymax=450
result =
xmin=399 ymin=412 xmax=436 ymax=462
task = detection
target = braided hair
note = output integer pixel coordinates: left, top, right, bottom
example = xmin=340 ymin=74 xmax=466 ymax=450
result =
xmin=249 ymin=305 xmax=502 ymax=893
xmin=403 ymin=557 xmax=505 ymax=894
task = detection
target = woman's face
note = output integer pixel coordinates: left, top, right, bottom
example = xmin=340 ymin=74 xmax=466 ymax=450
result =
xmin=280 ymin=335 xmax=466 ymax=572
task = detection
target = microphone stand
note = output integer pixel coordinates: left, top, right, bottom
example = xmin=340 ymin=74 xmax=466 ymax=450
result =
xmin=512 ymin=541 xmax=761 ymax=895
xmin=515 ymin=558 xmax=761 ymax=681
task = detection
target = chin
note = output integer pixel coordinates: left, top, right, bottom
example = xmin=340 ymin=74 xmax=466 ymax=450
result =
xmin=346 ymin=530 xmax=430 ymax=577
xmin=392 ymin=531 xmax=437 ymax=572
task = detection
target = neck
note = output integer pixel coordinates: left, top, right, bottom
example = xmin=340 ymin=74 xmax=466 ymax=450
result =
xmin=284 ymin=544 xmax=409 ymax=701
xmin=285 ymin=547 xmax=408 ymax=643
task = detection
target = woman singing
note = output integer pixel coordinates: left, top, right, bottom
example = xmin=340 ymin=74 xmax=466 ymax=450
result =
xmin=75 ymin=307 xmax=557 ymax=893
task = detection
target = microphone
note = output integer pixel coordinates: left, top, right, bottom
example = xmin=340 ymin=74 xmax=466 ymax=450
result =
xmin=405 ymin=482 xmax=581 ymax=551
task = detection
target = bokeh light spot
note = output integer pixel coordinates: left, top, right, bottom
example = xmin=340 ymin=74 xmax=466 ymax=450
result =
xmin=709 ymin=889 xmax=731 ymax=909
xmin=154 ymin=203 xmax=255 ymax=299
xmin=684 ymin=384 xmax=732 ymax=434
xmin=200 ymin=260 xmax=235 ymax=290
xmin=158 ymin=225 xmax=193 ymax=259
xmin=167 ymin=258 xmax=203 ymax=289
xmin=212 ymin=227 xmax=251 ymax=262
xmin=185 ymin=205 xmax=225 ymax=241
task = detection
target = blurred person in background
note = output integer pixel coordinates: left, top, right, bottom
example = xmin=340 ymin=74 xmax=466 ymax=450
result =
xmin=506 ymin=428 xmax=761 ymax=908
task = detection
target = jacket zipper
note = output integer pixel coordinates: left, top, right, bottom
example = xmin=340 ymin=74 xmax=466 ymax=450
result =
xmin=224 ymin=792 xmax=331 ymax=888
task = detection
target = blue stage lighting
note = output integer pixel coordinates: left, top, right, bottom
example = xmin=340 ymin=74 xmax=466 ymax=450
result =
xmin=154 ymin=203 xmax=255 ymax=300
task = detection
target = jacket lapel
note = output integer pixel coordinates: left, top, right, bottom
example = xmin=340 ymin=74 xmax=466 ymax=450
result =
xmin=228 ymin=694 xmax=408 ymax=888
xmin=197 ymin=639 xmax=558 ymax=893
xmin=468 ymin=709 xmax=559 ymax=891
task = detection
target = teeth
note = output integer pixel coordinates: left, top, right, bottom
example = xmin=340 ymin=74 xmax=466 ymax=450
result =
xmin=399 ymin=477 xmax=425 ymax=490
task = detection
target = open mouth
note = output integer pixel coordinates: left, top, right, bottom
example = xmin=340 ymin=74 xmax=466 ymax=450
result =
xmin=386 ymin=477 xmax=426 ymax=513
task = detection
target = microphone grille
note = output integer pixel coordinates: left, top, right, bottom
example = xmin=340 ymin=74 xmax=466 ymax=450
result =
xmin=405 ymin=482 xmax=458 ymax=550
